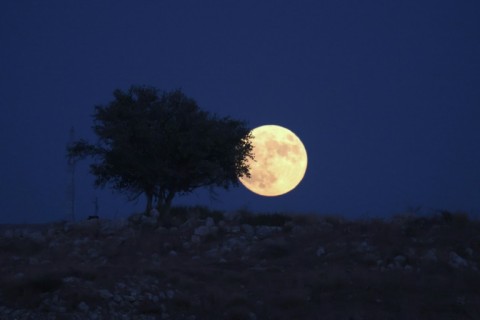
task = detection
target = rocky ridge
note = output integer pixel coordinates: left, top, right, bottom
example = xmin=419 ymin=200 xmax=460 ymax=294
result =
xmin=0 ymin=209 xmax=479 ymax=319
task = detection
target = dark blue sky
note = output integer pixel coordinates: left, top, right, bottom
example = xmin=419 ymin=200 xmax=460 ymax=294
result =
xmin=1 ymin=1 xmax=479 ymax=223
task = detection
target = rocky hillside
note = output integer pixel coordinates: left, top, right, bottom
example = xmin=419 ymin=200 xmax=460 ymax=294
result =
xmin=0 ymin=208 xmax=479 ymax=320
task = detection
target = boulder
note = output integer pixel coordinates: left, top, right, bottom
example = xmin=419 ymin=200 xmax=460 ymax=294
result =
xmin=316 ymin=246 xmax=326 ymax=257
xmin=449 ymin=251 xmax=469 ymax=269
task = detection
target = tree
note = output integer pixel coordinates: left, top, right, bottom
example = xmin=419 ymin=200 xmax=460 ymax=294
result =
xmin=67 ymin=86 xmax=253 ymax=223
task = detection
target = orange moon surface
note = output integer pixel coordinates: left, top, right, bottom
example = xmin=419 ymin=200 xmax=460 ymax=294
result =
xmin=239 ymin=125 xmax=308 ymax=196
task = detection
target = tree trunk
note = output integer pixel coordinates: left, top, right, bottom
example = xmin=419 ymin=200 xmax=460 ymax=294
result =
xmin=145 ymin=192 xmax=153 ymax=216
xmin=156 ymin=191 xmax=176 ymax=227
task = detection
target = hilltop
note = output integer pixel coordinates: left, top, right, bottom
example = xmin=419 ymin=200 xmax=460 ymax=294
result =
xmin=0 ymin=208 xmax=479 ymax=319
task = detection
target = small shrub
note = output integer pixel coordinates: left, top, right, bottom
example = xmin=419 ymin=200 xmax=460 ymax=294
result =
xmin=438 ymin=210 xmax=470 ymax=227
xmin=1 ymin=272 xmax=64 ymax=308
xmin=196 ymin=206 xmax=225 ymax=223
xmin=238 ymin=211 xmax=292 ymax=227
xmin=137 ymin=300 xmax=165 ymax=314
xmin=170 ymin=205 xmax=225 ymax=224
xmin=29 ymin=273 xmax=63 ymax=293
xmin=291 ymin=213 xmax=321 ymax=225
xmin=321 ymin=214 xmax=346 ymax=227
xmin=256 ymin=241 xmax=290 ymax=259
xmin=169 ymin=206 xmax=191 ymax=223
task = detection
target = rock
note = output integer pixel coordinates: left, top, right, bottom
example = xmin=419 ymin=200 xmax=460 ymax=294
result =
xmin=26 ymin=231 xmax=45 ymax=243
xmin=181 ymin=218 xmax=197 ymax=229
xmin=78 ymin=301 xmax=89 ymax=312
xmin=101 ymin=219 xmax=128 ymax=234
xmin=421 ymin=249 xmax=437 ymax=262
xmin=194 ymin=226 xmax=209 ymax=236
xmin=150 ymin=209 xmax=160 ymax=217
xmin=466 ymin=247 xmax=474 ymax=257
xmin=14 ymin=272 xmax=24 ymax=280
xmin=156 ymin=226 xmax=168 ymax=233
xmin=205 ymin=217 xmax=215 ymax=227
xmin=193 ymin=225 xmax=218 ymax=238
xmin=393 ymin=255 xmax=407 ymax=267
xmin=255 ymin=226 xmax=279 ymax=239
xmin=99 ymin=289 xmax=113 ymax=299
xmin=169 ymin=250 xmax=177 ymax=257
xmin=62 ymin=276 xmax=78 ymax=284
xmin=291 ymin=225 xmax=306 ymax=235
xmin=205 ymin=247 xmax=219 ymax=257
xmin=230 ymin=226 xmax=241 ymax=233
xmin=191 ymin=235 xmax=201 ymax=243
xmin=449 ymin=251 xmax=469 ymax=269
xmin=166 ymin=290 xmax=175 ymax=299
xmin=88 ymin=248 xmax=100 ymax=259
xmin=129 ymin=213 xmax=157 ymax=227
xmin=355 ymin=241 xmax=373 ymax=253
xmin=3 ymin=229 xmax=13 ymax=238
xmin=316 ymin=246 xmax=326 ymax=257
xmin=241 ymin=224 xmax=254 ymax=236
xmin=114 ymin=294 xmax=123 ymax=303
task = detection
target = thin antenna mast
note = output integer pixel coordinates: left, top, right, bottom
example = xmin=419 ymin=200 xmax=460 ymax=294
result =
xmin=67 ymin=126 xmax=76 ymax=221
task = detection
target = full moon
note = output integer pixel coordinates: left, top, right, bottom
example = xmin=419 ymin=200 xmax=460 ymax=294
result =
xmin=239 ymin=125 xmax=308 ymax=196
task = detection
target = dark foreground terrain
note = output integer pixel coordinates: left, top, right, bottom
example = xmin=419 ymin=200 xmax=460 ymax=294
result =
xmin=1 ymin=208 xmax=479 ymax=320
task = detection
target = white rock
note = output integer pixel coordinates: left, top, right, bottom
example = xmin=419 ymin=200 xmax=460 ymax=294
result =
xmin=205 ymin=247 xmax=219 ymax=257
xmin=230 ymin=226 xmax=241 ymax=233
xmin=422 ymin=249 xmax=437 ymax=262
xmin=394 ymin=255 xmax=407 ymax=266
xmin=191 ymin=235 xmax=201 ymax=243
xmin=256 ymin=226 xmax=275 ymax=239
xmin=27 ymin=231 xmax=45 ymax=243
xmin=291 ymin=225 xmax=306 ymax=234
xmin=205 ymin=217 xmax=215 ymax=227
xmin=3 ymin=229 xmax=13 ymax=238
xmin=316 ymin=246 xmax=326 ymax=257
xmin=62 ymin=276 xmax=78 ymax=284
xmin=78 ymin=301 xmax=89 ymax=312
xmin=355 ymin=241 xmax=373 ymax=253
xmin=449 ymin=251 xmax=469 ymax=269
xmin=181 ymin=218 xmax=197 ymax=229
xmin=466 ymin=247 xmax=474 ymax=257
xmin=150 ymin=209 xmax=160 ymax=217
xmin=194 ymin=226 xmax=209 ymax=236
xmin=99 ymin=289 xmax=113 ymax=299
xmin=14 ymin=272 xmax=24 ymax=280
xmin=241 ymin=224 xmax=254 ymax=236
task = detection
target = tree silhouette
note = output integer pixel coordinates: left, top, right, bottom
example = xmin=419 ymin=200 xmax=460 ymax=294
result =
xmin=67 ymin=86 xmax=253 ymax=223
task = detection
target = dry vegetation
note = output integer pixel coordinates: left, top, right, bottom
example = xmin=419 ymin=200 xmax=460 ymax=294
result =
xmin=0 ymin=208 xmax=479 ymax=319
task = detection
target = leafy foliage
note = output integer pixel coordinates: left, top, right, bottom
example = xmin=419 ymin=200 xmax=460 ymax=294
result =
xmin=67 ymin=86 xmax=253 ymax=219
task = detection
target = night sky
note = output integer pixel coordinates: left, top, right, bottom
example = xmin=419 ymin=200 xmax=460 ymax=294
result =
xmin=1 ymin=1 xmax=479 ymax=223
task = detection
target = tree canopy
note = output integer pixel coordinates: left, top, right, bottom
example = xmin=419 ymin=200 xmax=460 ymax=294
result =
xmin=67 ymin=86 xmax=253 ymax=221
